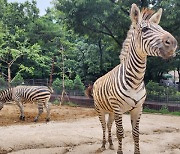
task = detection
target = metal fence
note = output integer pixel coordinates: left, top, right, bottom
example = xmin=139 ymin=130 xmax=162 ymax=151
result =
xmin=23 ymin=79 xmax=49 ymax=86
xmin=0 ymin=78 xmax=49 ymax=89
xmin=146 ymin=94 xmax=180 ymax=104
xmin=1 ymin=78 xmax=179 ymax=111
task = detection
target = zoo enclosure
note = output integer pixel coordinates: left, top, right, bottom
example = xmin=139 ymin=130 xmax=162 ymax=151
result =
xmin=0 ymin=78 xmax=179 ymax=112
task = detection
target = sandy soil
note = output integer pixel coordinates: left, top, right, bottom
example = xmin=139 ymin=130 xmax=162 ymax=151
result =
xmin=0 ymin=103 xmax=180 ymax=154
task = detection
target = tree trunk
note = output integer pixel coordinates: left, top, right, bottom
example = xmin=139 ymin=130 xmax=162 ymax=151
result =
xmin=49 ymin=56 xmax=55 ymax=86
xmin=98 ymin=39 xmax=103 ymax=75
xmin=7 ymin=63 xmax=11 ymax=87
xmin=60 ymin=47 xmax=69 ymax=106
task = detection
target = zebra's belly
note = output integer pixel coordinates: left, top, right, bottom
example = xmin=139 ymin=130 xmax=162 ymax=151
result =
xmin=13 ymin=95 xmax=50 ymax=104
xmin=94 ymin=95 xmax=145 ymax=114
xmin=94 ymin=97 xmax=114 ymax=113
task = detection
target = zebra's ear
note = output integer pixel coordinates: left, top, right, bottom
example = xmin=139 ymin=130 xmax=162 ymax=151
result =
xmin=149 ymin=8 xmax=162 ymax=24
xmin=130 ymin=3 xmax=141 ymax=28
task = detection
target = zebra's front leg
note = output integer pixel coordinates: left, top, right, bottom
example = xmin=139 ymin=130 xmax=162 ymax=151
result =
xmin=98 ymin=110 xmax=106 ymax=151
xmin=16 ymin=102 xmax=25 ymax=121
xmin=107 ymin=112 xmax=115 ymax=150
xmin=114 ymin=112 xmax=124 ymax=154
xmin=34 ymin=102 xmax=43 ymax=122
xmin=130 ymin=106 xmax=142 ymax=154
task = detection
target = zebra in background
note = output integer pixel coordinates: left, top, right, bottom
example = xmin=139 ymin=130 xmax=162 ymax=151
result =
xmin=0 ymin=86 xmax=53 ymax=122
xmin=86 ymin=4 xmax=177 ymax=154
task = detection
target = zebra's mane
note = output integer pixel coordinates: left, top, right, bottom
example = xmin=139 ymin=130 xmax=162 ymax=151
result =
xmin=119 ymin=8 xmax=155 ymax=63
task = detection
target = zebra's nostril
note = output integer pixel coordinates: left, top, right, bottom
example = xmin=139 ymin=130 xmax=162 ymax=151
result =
xmin=165 ymin=40 xmax=171 ymax=46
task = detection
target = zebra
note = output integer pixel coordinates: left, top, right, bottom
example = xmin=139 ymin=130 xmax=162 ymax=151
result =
xmin=0 ymin=85 xmax=53 ymax=122
xmin=86 ymin=4 xmax=177 ymax=154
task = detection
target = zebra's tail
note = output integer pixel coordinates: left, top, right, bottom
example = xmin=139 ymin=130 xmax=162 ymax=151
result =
xmin=85 ymin=84 xmax=93 ymax=98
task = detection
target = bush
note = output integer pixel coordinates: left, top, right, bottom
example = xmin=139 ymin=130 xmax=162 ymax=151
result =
xmin=73 ymin=75 xmax=85 ymax=92
xmin=11 ymin=73 xmax=24 ymax=86
xmin=146 ymin=80 xmax=180 ymax=102
xmin=52 ymin=78 xmax=62 ymax=94
xmin=52 ymin=78 xmax=74 ymax=94
xmin=159 ymin=105 xmax=169 ymax=114
xmin=146 ymin=80 xmax=178 ymax=96
xmin=52 ymin=75 xmax=85 ymax=94
xmin=64 ymin=79 xmax=74 ymax=91
xmin=146 ymin=80 xmax=165 ymax=96
xmin=52 ymin=99 xmax=60 ymax=105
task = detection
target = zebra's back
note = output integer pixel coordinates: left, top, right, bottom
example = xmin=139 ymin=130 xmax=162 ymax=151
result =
xmin=12 ymin=86 xmax=51 ymax=103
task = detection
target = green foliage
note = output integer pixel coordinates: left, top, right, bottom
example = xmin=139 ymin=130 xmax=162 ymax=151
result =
xmin=146 ymin=81 xmax=180 ymax=103
xmin=0 ymin=77 xmax=7 ymax=89
xmin=52 ymin=78 xmax=62 ymax=94
xmin=52 ymin=99 xmax=60 ymax=105
xmin=0 ymin=0 xmax=179 ymax=86
xmin=11 ymin=73 xmax=24 ymax=86
xmin=73 ymin=75 xmax=85 ymax=91
xmin=146 ymin=80 xmax=179 ymax=96
xmin=52 ymin=78 xmax=74 ymax=93
xmin=65 ymin=79 xmax=74 ymax=91
xmin=146 ymin=81 xmax=165 ymax=96
xmin=159 ymin=106 xmax=169 ymax=114
xmin=143 ymin=106 xmax=180 ymax=116
xmin=63 ymin=101 xmax=78 ymax=107
xmin=52 ymin=76 xmax=85 ymax=94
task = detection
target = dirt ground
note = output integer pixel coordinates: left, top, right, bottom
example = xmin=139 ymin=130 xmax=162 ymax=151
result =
xmin=0 ymin=103 xmax=97 ymax=126
xmin=0 ymin=103 xmax=180 ymax=154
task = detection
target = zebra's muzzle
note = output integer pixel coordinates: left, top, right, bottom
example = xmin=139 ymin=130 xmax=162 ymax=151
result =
xmin=159 ymin=33 xmax=177 ymax=59
xmin=159 ymin=48 xmax=176 ymax=59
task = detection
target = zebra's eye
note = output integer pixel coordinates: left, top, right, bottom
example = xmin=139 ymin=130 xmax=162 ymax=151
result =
xmin=142 ymin=27 xmax=150 ymax=33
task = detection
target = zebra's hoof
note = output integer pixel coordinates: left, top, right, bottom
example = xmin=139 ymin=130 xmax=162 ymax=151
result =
xmin=34 ymin=118 xmax=38 ymax=122
xmin=19 ymin=116 xmax=25 ymax=121
xmin=96 ymin=147 xmax=106 ymax=153
xmin=117 ymin=151 xmax=123 ymax=154
xmin=109 ymin=145 xmax=115 ymax=150
xmin=46 ymin=118 xmax=50 ymax=122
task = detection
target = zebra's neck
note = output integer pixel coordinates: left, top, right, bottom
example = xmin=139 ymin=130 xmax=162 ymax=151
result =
xmin=121 ymin=31 xmax=147 ymax=90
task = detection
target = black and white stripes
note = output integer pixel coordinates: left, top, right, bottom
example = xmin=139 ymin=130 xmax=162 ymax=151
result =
xmin=86 ymin=4 xmax=177 ymax=154
xmin=0 ymin=86 xmax=52 ymax=122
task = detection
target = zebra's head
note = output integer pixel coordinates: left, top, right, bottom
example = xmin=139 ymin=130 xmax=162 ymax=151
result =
xmin=130 ymin=4 xmax=177 ymax=59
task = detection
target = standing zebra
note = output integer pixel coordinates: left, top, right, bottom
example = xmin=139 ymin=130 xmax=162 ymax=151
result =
xmin=86 ymin=4 xmax=177 ymax=154
xmin=0 ymin=86 xmax=53 ymax=122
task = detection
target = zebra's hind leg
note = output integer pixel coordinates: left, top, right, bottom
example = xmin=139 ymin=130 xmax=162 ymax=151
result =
xmin=16 ymin=102 xmax=25 ymax=121
xmin=0 ymin=102 xmax=4 ymax=110
xmin=130 ymin=106 xmax=143 ymax=154
xmin=44 ymin=99 xmax=51 ymax=122
xmin=34 ymin=102 xmax=44 ymax=122
xmin=114 ymin=112 xmax=124 ymax=154
xmin=96 ymin=108 xmax=106 ymax=152
xmin=107 ymin=112 xmax=115 ymax=150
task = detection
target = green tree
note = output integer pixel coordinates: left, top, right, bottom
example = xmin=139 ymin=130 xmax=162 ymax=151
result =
xmin=2 ymin=0 xmax=39 ymax=32
xmin=53 ymin=0 xmax=130 ymax=47
xmin=0 ymin=26 xmax=27 ymax=86
xmin=11 ymin=72 xmax=24 ymax=86
xmin=73 ymin=74 xmax=85 ymax=92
